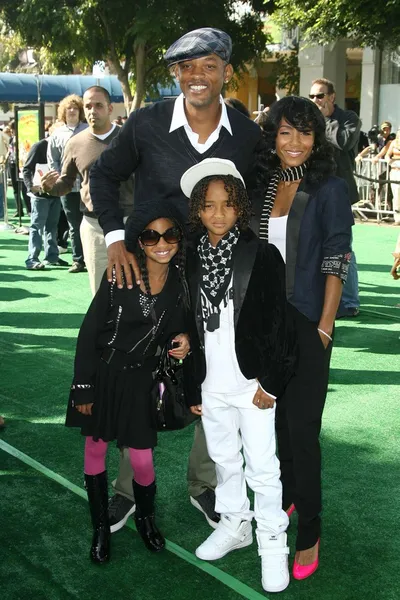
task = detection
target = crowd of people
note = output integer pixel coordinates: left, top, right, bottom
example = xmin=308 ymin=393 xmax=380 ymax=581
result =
xmin=355 ymin=119 xmax=400 ymax=224
xmin=0 ymin=121 xmax=32 ymax=220
xmin=0 ymin=98 xmax=129 ymax=271
xmin=1 ymin=25 xmax=399 ymax=594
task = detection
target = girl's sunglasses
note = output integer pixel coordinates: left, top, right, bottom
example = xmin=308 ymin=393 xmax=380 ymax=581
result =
xmin=139 ymin=227 xmax=182 ymax=247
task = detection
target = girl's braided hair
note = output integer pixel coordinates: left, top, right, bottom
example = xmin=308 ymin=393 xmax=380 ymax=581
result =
xmin=188 ymin=174 xmax=251 ymax=232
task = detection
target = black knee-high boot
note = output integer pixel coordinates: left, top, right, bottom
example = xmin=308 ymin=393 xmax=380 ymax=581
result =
xmin=85 ymin=471 xmax=111 ymax=563
xmin=133 ymin=480 xmax=165 ymax=553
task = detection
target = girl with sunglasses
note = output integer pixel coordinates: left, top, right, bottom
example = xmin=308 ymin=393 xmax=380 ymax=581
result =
xmin=65 ymin=200 xmax=193 ymax=564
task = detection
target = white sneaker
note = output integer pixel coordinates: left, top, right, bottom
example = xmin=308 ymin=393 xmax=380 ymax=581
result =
xmin=58 ymin=246 xmax=68 ymax=254
xmin=257 ymin=530 xmax=290 ymax=593
xmin=195 ymin=515 xmax=253 ymax=561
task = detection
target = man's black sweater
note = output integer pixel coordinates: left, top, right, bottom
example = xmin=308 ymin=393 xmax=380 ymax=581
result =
xmin=90 ymin=100 xmax=264 ymax=236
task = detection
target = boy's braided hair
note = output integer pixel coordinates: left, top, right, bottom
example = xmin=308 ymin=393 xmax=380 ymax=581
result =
xmin=188 ymin=174 xmax=251 ymax=232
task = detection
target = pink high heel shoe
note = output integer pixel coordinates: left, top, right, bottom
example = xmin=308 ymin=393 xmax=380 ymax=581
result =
xmin=292 ymin=539 xmax=320 ymax=580
xmin=286 ymin=503 xmax=296 ymax=517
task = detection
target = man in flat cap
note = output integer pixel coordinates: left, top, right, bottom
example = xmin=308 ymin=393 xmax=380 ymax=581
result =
xmin=164 ymin=27 xmax=232 ymax=65
xmin=89 ymin=27 xmax=265 ymax=534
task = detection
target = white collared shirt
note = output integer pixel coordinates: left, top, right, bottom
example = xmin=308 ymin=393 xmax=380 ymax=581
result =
xmin=169 ymin=93 xmax=232 ymax=154
xmin=105 ymin=94 xmax=233 ymax=248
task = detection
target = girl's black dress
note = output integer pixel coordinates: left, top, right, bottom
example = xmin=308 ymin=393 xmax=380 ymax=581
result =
xmin=65 ymin=267 xmax=187 ymax=449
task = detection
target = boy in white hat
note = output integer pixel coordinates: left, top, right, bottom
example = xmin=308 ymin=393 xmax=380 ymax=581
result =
xmin=181 ymin=158 xmax=296 ymax=593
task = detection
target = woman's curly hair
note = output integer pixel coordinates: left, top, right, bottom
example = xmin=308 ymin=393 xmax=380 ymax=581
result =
xmin=188 ymin=175 xmax=251 ymax=232
xmin=259 ymin=96 xmax=336 ymax=186
xmin=57 ymin=94 xmax=85 ymax=124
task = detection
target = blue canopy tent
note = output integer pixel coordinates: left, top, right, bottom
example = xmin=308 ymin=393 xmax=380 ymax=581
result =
xmin=0 ymin=73 xmax=124 ymax=103
xmin=0 ymin=73 xmax=181 ymax=104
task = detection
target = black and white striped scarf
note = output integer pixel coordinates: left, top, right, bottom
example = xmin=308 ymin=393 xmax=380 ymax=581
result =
xmin=259 ymin=163 xmax=307 ymax=241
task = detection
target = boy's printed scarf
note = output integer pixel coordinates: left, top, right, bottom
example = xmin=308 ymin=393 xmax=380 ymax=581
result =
xmin=198 ymin=226 xmax=240 ymax=331
xmin=259 ymin=163 xmax=307 ymax=241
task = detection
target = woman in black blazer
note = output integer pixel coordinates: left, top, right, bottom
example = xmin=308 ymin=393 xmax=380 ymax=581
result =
xmin=254 ymin=96 xmax=354 ymax=580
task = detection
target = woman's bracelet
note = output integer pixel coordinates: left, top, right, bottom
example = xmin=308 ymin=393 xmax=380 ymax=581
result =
xmin=318 ymin=328 xmax=332 ymax=342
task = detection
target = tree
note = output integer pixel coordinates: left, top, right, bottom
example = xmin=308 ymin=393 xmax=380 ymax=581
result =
xmin=0 ymin=18 xmax=60 ymax=73
xmin=1 ymin=1 xmax=269 ymax=113
xmin=275 ymin=0 xmax=400 ymax=49
xmin=269 ymin=46 xmax=300 ymax=95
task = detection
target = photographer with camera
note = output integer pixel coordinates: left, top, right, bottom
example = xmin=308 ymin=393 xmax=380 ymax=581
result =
xmin=372 ymin=122 xmax=396 ymax=163
xmin=356 ymin=122 xmax=395 ymax=162
xmin=356 ymin=122 xmax=396 ymax=219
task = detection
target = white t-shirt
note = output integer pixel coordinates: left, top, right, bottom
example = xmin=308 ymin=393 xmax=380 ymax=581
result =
xmin=202 ymin=283 xmax=258 ymax=394
xmin=92 ymin=123 xmax=117 ymax=140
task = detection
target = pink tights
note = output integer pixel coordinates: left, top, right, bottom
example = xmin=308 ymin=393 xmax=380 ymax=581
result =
xmin=84 ymin=437 xmax=155 ymax=486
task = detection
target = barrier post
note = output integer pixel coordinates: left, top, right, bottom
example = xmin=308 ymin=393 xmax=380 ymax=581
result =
xmin=0 ymin=159 xmax=14 ymax=231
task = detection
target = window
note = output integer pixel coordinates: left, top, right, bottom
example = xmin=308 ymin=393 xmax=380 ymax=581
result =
xmin=381 ymin=49 xmax=400 ymax=84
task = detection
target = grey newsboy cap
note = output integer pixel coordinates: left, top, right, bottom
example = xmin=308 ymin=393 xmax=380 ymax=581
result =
xmin=164 ymin=28 xmax=232 ymax=66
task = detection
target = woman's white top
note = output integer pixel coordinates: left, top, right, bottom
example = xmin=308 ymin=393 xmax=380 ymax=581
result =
xmin=268 ymin=215 xmax=288 ymax=263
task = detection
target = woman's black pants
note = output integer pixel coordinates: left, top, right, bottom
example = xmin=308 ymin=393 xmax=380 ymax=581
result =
xmin=276 ymin=305 xmax=333 ymax=551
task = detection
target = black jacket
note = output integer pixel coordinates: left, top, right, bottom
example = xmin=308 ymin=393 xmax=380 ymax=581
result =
xmin=90 ymin=100 xmax=264 ymax=236
xmin=69 ymin=267 xmax=192 ymax=407
xmin=186 ymin=228 xmax=297 ymax=401
xmin=325 ymin=105 xmax=361 ymax=204
xmin=252 ymin=175 xmax=353 ymax=322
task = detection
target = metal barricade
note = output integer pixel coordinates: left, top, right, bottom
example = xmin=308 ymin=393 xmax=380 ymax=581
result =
xmin=0 ymin=158 xmax=14 ymax=230
xmin=353 ymin=158 xmax=394 ymax=222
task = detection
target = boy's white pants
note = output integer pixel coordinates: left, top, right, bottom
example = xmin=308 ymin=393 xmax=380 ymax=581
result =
xmin=201 ymin=386 xmax=289 ymax=536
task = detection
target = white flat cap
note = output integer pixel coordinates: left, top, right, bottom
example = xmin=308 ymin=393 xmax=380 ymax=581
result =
xmin=180 ymin=158 xmax=245 ymax=198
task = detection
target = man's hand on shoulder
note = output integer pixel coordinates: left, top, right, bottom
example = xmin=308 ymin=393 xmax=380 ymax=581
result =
xmin=107 ymin=240 xmax=141 ymax=289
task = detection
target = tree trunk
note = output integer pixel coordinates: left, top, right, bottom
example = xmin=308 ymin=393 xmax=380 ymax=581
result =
xmin=119 ymin=71 xmax=133 ymax=115
xmin=107 ymin=57 xmax=132 ymax=115
xmin=97 ymin=10 xmax=133 ymax=115
xmin=131 ymin=42 xmax=146 ymax=112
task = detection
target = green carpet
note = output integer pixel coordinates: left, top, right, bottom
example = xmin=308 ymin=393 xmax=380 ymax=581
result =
xmin=1 ymin=208 xmax=399 ymax=600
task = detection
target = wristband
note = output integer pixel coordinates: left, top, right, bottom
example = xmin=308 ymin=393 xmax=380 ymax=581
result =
xmin=318 ymin=328 xmax=332 ymax=342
